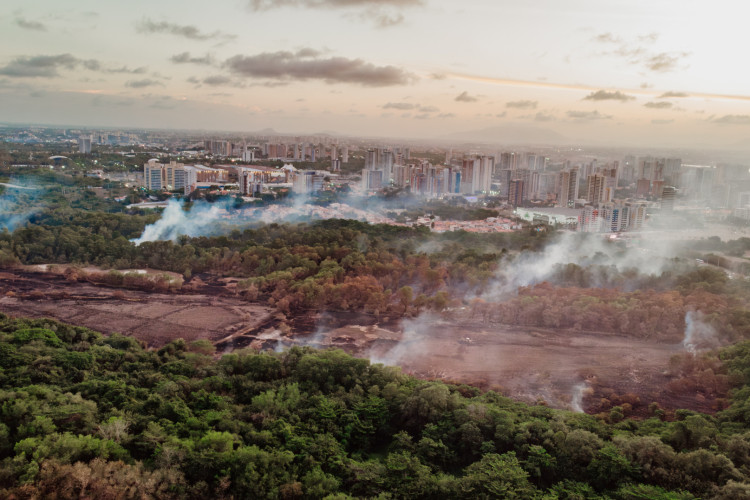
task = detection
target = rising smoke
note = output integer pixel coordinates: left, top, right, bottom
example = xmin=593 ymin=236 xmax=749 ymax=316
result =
xmin=482 ymin=231 xmax=683 ymax=300
xmin=682 ymin=310 xmax=719 ymax=353
xmin=133 ymin=194 xmax=400 ymax=244
xmin=368 ymin=313 xmax=443 ymax=367
xmin=0 ymin=181 xmax=42 ymax=232
xmin=570 ymin=382 xmax=587 ymax=413
xmin=133 ymin=198 xmax=238 ymax=244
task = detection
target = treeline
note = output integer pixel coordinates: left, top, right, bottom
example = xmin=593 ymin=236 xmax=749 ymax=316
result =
xmin=2 ymin=314 xmax=750 ymax=498
xmin=1 ymin=209 xmax=549 ymax=316
xmin=464 ymin=267 xmax=750 ymax=344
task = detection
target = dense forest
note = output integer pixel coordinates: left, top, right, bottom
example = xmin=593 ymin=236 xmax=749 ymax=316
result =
xmin=3 ymin=314 xmax=750 ymax=499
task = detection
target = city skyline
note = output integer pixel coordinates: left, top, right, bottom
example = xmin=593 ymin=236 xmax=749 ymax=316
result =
xmin=2 ymin=0 xmax=750 ymax=148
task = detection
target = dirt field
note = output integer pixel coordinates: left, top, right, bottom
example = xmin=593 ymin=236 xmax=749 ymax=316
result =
xmin=296 ymin=321 xmax=688 ymax=413
xmin=0 ymin=270 xmax=274 ymax=347
xmin=0 ymin=268 xmax=716 ymax=414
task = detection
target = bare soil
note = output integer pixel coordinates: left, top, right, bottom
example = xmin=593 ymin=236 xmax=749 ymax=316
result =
xmin=0 ymin=267 xmax=722 ymax=414
xmin=0 ymin=269 xmax=274 ymax=347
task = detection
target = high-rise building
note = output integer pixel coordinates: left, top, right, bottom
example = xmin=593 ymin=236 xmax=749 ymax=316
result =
xmin=499 ymin=152 xmax=518 ymax=170
xmin=557 ymin=168 xmax=579 ymax=208
xmin=661 ymin=186 xmax=676 ymax=212
xmin=364 ymin=149 xmax=377 ymax=170
xmin=536 ymin=172 xmax=558 ymax=200
xmin=499 ymin=169 xmax=513 ymax=198
xmin=144 ymin=160 xmax=189 ymax=191
xmin=626 ymin=201 xmax=647 ymax=229
xmin=204 ymin=140 xmax=233 ymax=156
xmin=508 ymin=179 xmax=524 ymax=207
xmin=293 ymin=170 xmax=325 ymax=194
xmin=78 ymin=135 xmax=92 ymax=154
xmin=362 ymin=169 xmax=383 ymax=191
xmin=585 ymin=173 xmax=607 ymax=204
xmin=636 ymin=179 xmax=651 ymax=198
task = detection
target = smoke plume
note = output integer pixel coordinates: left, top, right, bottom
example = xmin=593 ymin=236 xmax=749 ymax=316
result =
xmin=570 ymin=382 xmax=587 ymax=413
xmin=0 ymin=181 xmax=42 ymax=232
xmin=133 ymin=195 xmax=400 ymax=244
xmin=682 ymin=310 xmax=718 ymax=353
xmin=133 ymin=198 xmax=237 ymax=244
xmin=482 ymin=231 xmax=682 ymax=300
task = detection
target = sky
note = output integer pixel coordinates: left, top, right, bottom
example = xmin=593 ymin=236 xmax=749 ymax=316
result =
xmin=1 ymin=0 xmax=750 ymax=148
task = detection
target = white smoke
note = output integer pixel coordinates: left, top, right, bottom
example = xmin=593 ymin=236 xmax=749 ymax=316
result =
xmin=482 ymin=231 xmax=681 ymax=300
xmin=133 ymin=198 xmax=236 ymax=244
xmin=682 ymin=310 xmax=718 ymax=353
xmin=133 ymin=197 xmax=401 ymax=244
xmin=571 ymin=382 xmax=587 ymax=413
xmin=0 ymin=181 xmax=43 ymax=232
xmin=368 ymin=313 xmax=441 ymax=367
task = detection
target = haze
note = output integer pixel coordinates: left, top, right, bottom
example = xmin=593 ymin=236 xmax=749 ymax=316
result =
xmin=1 ymin=0 xmax=750 ymax=148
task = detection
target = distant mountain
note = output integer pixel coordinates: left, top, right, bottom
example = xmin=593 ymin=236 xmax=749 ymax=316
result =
xmin=442 ymin=124 xmax=568 ymax=145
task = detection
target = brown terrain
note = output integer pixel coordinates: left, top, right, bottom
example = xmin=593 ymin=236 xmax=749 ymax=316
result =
xmin=0 ymin=267 xmax=720 ymax=415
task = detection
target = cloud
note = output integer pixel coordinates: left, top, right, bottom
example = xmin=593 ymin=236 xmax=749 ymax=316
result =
xmin=15 ymin=17 xmax=47 ymax=31
xmin=202 ymin=75 xmax=233 ymax=86
xmin=593 ymin=32 xmax=621 ymax=44
xmin=713 ymin=115 xmax=750 ymax=125
xmin=455 ymin=91 xmax=478 ymax=102
xmin=506 ymin=99 xmax=537 ymax=109
xmin=170 ymin=52 xmax=214 ymax=65
xmin=248 ymin=0 xmax=422 ymax=10
xmin=125 ymin=78 xmax=163 ymax=88
xmin=224 ymin=50 xmax=415 ymax=86
xmin=295 ymin=48 xmax=322 ymax=58
xmin=429 ymin=73 xmax=446 ymax=80
xmin=646 ymin=52 xmax=688 ymax=72
xmin=82 ymin=60 xmax=147 ymax=74
xmin=640 ymin=82 xmax=653 ymax=88
xmin=583 ymin=90 xmax=635 ymax=102
xmin=0 ymin=54 xmax=78 ymax=78
xmin=638 ymin=33 xmax=659 ymax=43
xmin=437 ymin=113 xmax=455 ymax=118
xmin=0 ymin=54 xmax=148 ymax=78
xmin=659 ymin=91 xmax=689 ymax=98
xmin=644 ymin=101 xmax=672 ymax=109
xmin=136 ymin=19 xmax=236 ymax=42
xmin=592 ymin=32 xmax=688 ymax=73
xmin=383 ymin=102 xmax=439 ymax=113
xmin=534 ymin=112 xmax=556 ymax=122
xmin=249 ymin=0 xmax=421 ymax=28
xmin=566 ymin=110 xmax=612 ymax=121
xmin=383 ymin=102 xmax=414 ymax=110
xmin=651 ymin=119 xmax=674 ymax=125
xmin=373 ymin=12 xmax=404 ymax=28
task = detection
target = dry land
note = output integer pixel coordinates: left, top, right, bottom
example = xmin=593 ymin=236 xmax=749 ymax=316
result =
xmin=0 ymin=267 xmax=715 ymax=414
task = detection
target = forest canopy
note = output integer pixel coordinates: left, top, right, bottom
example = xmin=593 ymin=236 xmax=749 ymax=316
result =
xmin=2 ymin=314 xmax=750 ymax=498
